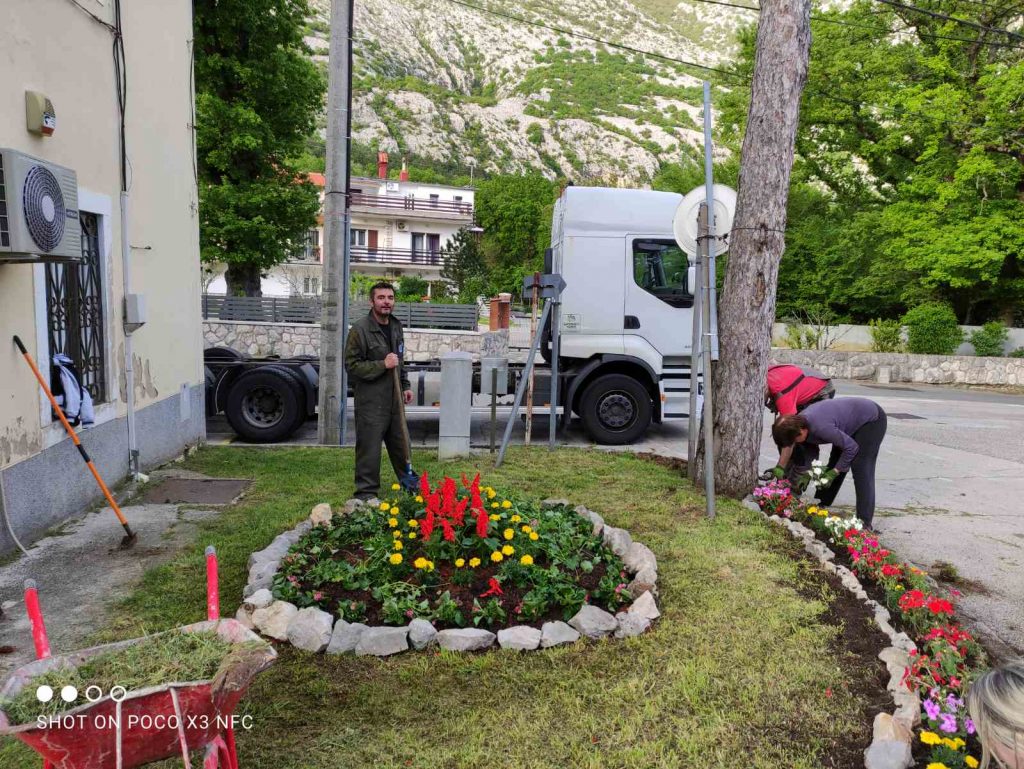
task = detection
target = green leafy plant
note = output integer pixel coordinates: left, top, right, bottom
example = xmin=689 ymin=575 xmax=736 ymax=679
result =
xmin=968 ymin=322 xmax=1008 ymax=357
xmin=869 ymin=319 xmax=903 ymax=353
xmin=1009 ymin=347 xmax=1024 ymax=359
xmin=902 ymin=303 xmax=964 ymax=355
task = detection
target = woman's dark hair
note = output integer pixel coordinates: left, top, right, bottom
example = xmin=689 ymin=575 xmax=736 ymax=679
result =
xmin=772 ymin=414 xmax=809 ymax=448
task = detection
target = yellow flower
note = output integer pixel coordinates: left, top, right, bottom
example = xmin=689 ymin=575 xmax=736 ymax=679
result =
xmin=510 ymin=515 xmax=521 ymax=522
xmin=502 ymin=500 xmax=512 ymax=509
xmin=388 ymin=517 xmax=399 ymax=527
xmin=392 ymin=530 xmax=401 ymax=538
xmin=414 ymin=557 xmax=428 ymax=569
xmin=491 ymin=551 xmax=503 ymax=563
xmin=389 ymin=553 xmax=403 ymax=565
xmin=807 ymin=505 xmax=818 ymax=514
xmin=491 ymin=502 xmax=499 ymax=509
xmin=919 ymin=732 xmax=942 ymax=746
xmin=490 ymin=514 xmax=501 ymax=521
xmin=415 ymin=495 xmax=423 ymax=503
xmin=391 ymin=508 xmax=399 ymax=516
xmin=952 ymin=739 xmax=966 ymax=750
xmin=391 ymin=483 xmax=400 ymax=491
xmin=941 ymin=739 xmax=958 ymax=750
xmin=408 ymin=532 xmax=417 ymax=539
xmin=487 ymin=489 xmax=496 ymax=499
xmin=520 ymin=555 xmax=534 ymax=566
xmin=503 ymin=528 xmax=515 ymax=540
xmin=426 ymin=560 xmax=435 ymax=572
xmin=521 ymin=525 xmax=532 ymax=533
xmin=393 ymin=540 xmax=403 ymax=551
xmin=380 ymin=502 xmax=390 ymax=511
xmin=502 ymin=545 xmax=514 ymax=556
xmin=529 ymin=532 xmax=539 ymax=541
xmin=469 ymin=557 xmax=481 ymax=567
xmin=455 ymin=558 xmax=465 ymax=567
xmin=965 ymin=757 xmax=979 ymax=769
xmin=407 ymin=519 xmax=418 ymax=527
xmin=925 ymin=763 xmax=949 ymax=769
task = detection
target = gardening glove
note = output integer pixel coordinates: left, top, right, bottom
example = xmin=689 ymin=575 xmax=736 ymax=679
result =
xmin=758 ymin=465 xmax=786 ymax=482
xmin=794 ymin=473 xmax=812 ymax=493
xmin=817 ymin=468 xmax=840 ymax=489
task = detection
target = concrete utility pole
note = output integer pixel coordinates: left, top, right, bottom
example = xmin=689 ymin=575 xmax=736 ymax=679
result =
xmin=694 ymin=0 xmax=812 ymax=496
xmin=318 ymin=0 xmax=355 ymax=445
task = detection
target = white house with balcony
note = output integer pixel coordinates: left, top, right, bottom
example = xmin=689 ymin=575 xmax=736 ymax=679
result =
xmin=205 ymin=157 xmax=476 ymax=297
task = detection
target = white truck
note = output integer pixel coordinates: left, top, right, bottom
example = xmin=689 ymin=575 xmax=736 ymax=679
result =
xmin=205 ymin=185 xmax=708 ymax=445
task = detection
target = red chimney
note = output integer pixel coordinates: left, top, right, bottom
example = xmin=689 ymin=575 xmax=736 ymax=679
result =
xmin=399 ymin=159 xmax=410 ymax=182
xmin=377 ymin=151 xmax=389 ymax=179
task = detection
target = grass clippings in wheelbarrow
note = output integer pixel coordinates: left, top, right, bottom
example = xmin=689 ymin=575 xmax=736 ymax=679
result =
xmin=1 ymin=631 xmax=265 ymax=725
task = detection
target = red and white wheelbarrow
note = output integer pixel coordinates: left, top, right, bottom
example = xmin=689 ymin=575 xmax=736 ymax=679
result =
xmin=0 ymin=546 xmax=276 ymax=768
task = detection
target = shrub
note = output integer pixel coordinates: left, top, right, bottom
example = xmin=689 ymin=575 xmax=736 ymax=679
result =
xmin=398 ymin=276 xmax=429 ymax=298
xmin=1009 ymin=347 xmax=1024 ymax=359
xmin=902 ymin=303 xmax=963 ymax=355
xmin=968 ymin=321 xmax=1009 ymax=357
xmin=869 ymin=319 xmax=903 ymax=353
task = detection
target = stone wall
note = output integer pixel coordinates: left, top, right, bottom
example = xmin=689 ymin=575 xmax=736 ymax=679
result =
xmin=203 ymin=321 xmax=509 ymax=362
xmin=771 ymin=322 xmax=1024 ymax=355
xmin=771 ymin=349 xmax=1024 ymax=386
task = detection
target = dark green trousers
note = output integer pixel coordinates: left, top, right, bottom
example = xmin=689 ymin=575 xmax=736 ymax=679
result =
xmin=354 ymin=404 xmax=407 ymax=499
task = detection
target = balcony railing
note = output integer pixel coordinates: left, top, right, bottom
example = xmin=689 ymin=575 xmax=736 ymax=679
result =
xmin=350 ymin=246 xmax=444 ymax=266
xmin=350 ymin=193 xmax=473 ymax=216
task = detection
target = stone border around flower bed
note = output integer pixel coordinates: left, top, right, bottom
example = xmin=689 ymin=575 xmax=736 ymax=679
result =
xmin=234 ymin=498 xmax=661 ymax=656
xmin=742 ymin=498 xmax=921 ymax=769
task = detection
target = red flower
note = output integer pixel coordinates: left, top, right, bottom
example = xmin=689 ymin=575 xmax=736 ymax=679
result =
xmin=475 ymin=508 xmax=489 ymax=538
xmin=419 ymin=471 xmax=431 ymax=498
xmin=927 ymin=598 xmax=954 ymax=616
xmin=881 ymin=564 xmax=903 ymax=577
xmin=441 ymin=476 xmax=457 ymax=515
xmin=453 ymin=497 xmax=468 ymax=526
xmin=480 ymin=578 xmax=504 ymax=598
xmin=898 ymin=589 xmax=926 ymax=611
xmin=461 ymin=473 xmax=470 ymax=489
xmin=421 ymin=509 xmax=435 ymax=540
xmin=441 ymin=518 xmax=455 ymax=542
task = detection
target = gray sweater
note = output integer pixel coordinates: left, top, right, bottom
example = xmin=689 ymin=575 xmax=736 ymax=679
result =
xmin=799 ymin=397 xmax=882 ymax=471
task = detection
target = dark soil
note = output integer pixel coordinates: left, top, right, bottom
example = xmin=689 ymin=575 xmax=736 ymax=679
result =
xmin=298 ymin=545 xmax=620 ymax=630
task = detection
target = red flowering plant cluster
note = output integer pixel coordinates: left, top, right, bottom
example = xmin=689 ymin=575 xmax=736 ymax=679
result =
xmin=751 ymin=490 xmax=990 ymax=768
xmin=751 ymin=479 xmax=799 ymax=518
xmin=272 ymin=473 xmax=631 ymax=631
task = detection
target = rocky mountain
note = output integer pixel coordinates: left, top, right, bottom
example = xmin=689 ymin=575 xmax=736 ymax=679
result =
xmin=305 ymin=0 xmax=755 ymax=185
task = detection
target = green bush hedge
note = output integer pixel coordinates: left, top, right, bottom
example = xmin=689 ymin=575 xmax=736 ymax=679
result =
xmin=902 ymin=303 xmax=963 ymax=355
xmin=869 ymin=319 xmax=903 ymax=353
xmin=968 ymin=322 xmax=1009 ymax=357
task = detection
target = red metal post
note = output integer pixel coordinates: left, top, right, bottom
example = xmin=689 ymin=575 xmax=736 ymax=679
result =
xmin=205 ymin=546 xmax=220 ymax=621
xmin=24 ymin=580 xmax=51 ymax=660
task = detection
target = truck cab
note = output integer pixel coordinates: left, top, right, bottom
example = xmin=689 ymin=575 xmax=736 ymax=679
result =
xmin=551 ymin=186 xmax=701 ymax=444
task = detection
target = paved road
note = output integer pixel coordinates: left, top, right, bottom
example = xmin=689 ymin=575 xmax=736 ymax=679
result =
xmin=207 ymin=380 xmax=1024 ymax=660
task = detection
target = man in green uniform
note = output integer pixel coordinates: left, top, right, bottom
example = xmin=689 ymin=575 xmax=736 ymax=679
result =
xmin=345 ymin=282 xmax=413 ymax=500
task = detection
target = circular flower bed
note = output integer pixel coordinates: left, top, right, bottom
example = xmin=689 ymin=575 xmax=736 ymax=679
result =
xmin=238 ymin=474 xmax=660 ymax=655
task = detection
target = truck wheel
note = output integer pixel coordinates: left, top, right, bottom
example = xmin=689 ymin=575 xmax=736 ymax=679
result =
xmin=224 ymin=368 xmax=302 ymax=443
xmin=262 ymin=365 xmax=311 ymax=431
xmin=204 ymin=346 xmax=244 ymax=361
xmin=580 ymin=374 xmax=652 ymax=445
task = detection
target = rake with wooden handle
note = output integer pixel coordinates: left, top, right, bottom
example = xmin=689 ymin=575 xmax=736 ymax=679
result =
xmin=392 ymin=366 xmax=420 ymax=493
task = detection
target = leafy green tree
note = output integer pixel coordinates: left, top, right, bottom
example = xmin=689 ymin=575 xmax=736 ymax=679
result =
xmin=724 ymin=1 xmax=1024 ymax=323
xmin=441 ymin=227 xmax=487 ymax=302
xmin=194 ymin=0 xmax=325 ymax=296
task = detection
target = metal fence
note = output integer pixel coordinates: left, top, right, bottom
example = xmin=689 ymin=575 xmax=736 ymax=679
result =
xmin=201 ymin=294 xmax=479 ymax=330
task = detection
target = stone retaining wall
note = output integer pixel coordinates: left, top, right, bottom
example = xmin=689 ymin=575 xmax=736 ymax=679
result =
xmin=203 ymin=320 xmax=509 ymax=362
xmin=771 ymin=348 xmax=1024 ymax=386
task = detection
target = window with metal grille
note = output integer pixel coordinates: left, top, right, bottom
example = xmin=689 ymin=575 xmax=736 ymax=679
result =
xmin=45 ymin=211 xmax=107 ymax=404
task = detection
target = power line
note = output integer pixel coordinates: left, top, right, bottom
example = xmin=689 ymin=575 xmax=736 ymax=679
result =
xmin=65 ymin=0 xmax=117 ymax=32
xmin=871 ymin=0 xmax=1024 ymax=41
xmin=439 ymin=0 xmax=742 ymax=81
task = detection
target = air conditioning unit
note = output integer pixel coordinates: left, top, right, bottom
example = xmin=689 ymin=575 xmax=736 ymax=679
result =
xmin=396 ymin=221 xmax=407 ymax=231
xmin=0 ymin=148 xmax=82 ymax=263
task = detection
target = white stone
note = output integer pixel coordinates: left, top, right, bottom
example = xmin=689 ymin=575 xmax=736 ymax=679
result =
xmin=497 ymin=625 xmax=542 ymax=650
xmin=864 ymin=739 xmax=913 ymax=769
xmin=234 ymin=606 xmax=255 ymax=630
xmin=541 ymin=498 xmax=570 ymax=509
xmin=252 ymin=600 xmax=299 ymax=641
xmin=355 ymin=626 xmax=409 ymax=656
xmin=436 ymin=628 xmax=496 ymax=651
xmin=628 ymin=591 xmax=660 ymax=620
xmin=872 ymin=712 xmax=912 ymax=743
xmin=408 ymin=619 xmax=438 ymax=650
xmin=569 ymin=605 xmax=618 ymax=639
xmin=286 ymin=607 xmax=335 ymax=652
xmin=623 ymin=542 xmax=657 ymax=574
xmin=243 ymin=589 xmax=274 ymax=611
xmin=310 ymin=502 xmax=333 ymax=527
xmin=540 ymin=621 xmax=581 ymax=648
xmin=601 ymin=526 xmax=633 ymax=557
xmin=627 ymin=567 xmax=658 ymax=599
xmin=614 ymin=612 xmax=651 ymax=638
xmin=585 ymin=511 xmax=605 ymax=536
xmin=326 ymin=621 xmax=368 ymax=655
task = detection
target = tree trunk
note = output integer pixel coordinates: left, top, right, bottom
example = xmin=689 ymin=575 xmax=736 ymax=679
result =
xmin=694 ymin=0 xmax=812 ymax=498
xmin=225 ymin=262 xmax=263 ymax=297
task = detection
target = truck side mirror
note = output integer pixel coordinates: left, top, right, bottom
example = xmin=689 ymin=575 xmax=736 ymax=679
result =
xmin=687 ymin=265 xmax=697 ymax=295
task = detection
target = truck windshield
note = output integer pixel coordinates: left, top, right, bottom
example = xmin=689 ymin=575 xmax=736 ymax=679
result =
xmin=632 ymin=239 xmax=691 ymax=308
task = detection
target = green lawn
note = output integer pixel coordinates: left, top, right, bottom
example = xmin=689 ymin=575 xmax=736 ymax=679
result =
xmin=1 ymin=447 xmax=879 ymax=768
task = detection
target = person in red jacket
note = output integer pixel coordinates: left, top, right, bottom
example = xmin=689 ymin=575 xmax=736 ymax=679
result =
xmin=761 ymin=364 xmax=834 ymax=480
